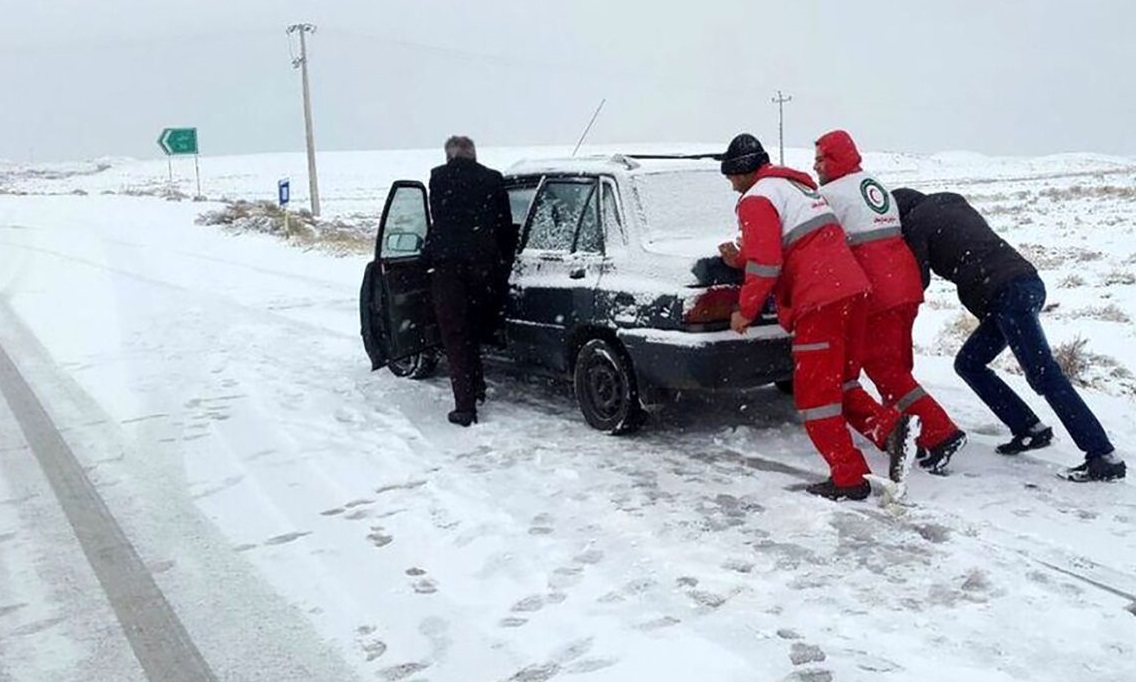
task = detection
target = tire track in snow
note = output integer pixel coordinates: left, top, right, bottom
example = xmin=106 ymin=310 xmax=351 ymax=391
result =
xmin=0 ymin=342 xmax=219 ymax=682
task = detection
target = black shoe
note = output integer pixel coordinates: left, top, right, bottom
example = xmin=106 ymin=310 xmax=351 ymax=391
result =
xmin=885 ymin=415 xmax=920 ymax=482
xmin=805 ymin=478 xmax=871 ymax=501
xmin=1061 ymin=456 xmax=1126 ymax=482
xmin=996 ymin=426 xmax=1053 ymax=455
xmin=447 ymin=410 xmax=478 ymax=427
xmin=917 ymin=429 xmax=967 ymax=475
xmin=475 ymin=385 xmax=487 ymax=405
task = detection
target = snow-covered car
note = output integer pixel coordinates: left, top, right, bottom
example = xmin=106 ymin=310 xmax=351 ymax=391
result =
xmin=360 ymin=154 xmax=793 ymax=433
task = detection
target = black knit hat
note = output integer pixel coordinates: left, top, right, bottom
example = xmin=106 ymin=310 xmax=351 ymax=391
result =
xmin=720 ymin=133 xmax=770 ymax=175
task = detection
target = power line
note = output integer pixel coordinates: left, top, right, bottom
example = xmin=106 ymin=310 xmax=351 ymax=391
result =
xmin=319 ymin=26 xmax=749 ymax=100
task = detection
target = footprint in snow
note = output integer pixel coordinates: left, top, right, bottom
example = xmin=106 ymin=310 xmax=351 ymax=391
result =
xmin=529 ymin=513 xmax=554 ymax=536
xmin=548 ymin=566 xmax=584 ymax=590
xmin=782 ymin=670 xmax=833 ymax=682
xmin=635 ymin=616 xmax=681 ymax=631
xmin=355 ymin=625 xmax=387 ymax=662
xmin=375 ymin=480 xmax=428 ymax=495
xmin=367 ymin=527 xmax=393 ymax=548
xmin=790 ymin=643 xmax=827 ymax=666
xmin=264 ymin=531 xmax=311 ymax=546
xmin=721 ymin=558 xmax=756 ymax=574
xmin=503 ymin=662 xmax=559 ymax=682
xmin=412 ymin=579 xmax=438 ymax=594
xmin=597 ymin=578 xmax=656 ymax=604
xmin=572 ymin=549 xmax=604 ymax=565
xmin=687 ymin=590 xmax=728 ymax=609
xmin=377 ymin=662 xmax=430 ymax=681
xmin=511 ymin=595 xmax=546 ymax=612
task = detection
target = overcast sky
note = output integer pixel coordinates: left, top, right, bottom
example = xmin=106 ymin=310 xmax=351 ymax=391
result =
xmin=2 ymin=0 xmax=1133 ymax=162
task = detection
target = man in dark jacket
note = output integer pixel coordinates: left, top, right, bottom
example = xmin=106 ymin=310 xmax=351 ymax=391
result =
xmin=894 ymin=188 xmax=1125 ymax=481
xmin=424 ymin=136 xmax=514 ymax=426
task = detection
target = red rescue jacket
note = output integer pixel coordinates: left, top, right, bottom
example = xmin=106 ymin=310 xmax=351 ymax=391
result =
xmin=735 ymin=164 xmax=870 ymax=330
xmin=815 ymin=130 xmax=923 ymax=314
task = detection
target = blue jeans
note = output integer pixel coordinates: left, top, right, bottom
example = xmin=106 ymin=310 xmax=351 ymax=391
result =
xmin=954 ymin=276 xmax=1114 ymax=457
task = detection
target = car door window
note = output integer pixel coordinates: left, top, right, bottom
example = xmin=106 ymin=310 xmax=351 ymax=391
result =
xmin=526 ymin=180 xmax=596 ymax=252
xmin=380 ymin=185 xmax=429 ymax=258
xmin=574 ymin=188 xmax=603 ymax=254
xmin=508 ymin=186 xmax=537 ymax=228
xmin=601 ymin=181 xmax=624 ymax=244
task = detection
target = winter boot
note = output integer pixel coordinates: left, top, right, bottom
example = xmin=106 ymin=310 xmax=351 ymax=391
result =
xmin=917 ymin=428 xmax=968 ymax=475
xmin=447 ymin=409 xmax=478 ymax=427
xmin=885 ymin=415 xmax=920 ymax=483
xmin=1061 ymin=455 xmax=1126 ymax=482
xmin=996 ymin=425 xmax=1053 ymax=455
xmin=804 ymin=478 xmax=871 ymax=501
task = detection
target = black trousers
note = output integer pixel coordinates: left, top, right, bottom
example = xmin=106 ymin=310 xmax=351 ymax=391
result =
xmin=431 ymin=262 xmax=496 ymax=412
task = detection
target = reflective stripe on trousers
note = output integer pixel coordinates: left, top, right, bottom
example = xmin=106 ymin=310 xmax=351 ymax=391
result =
xmin=896 ymin=385 xmax=927 ymax=412
xmin=799 ymin=403 xmax=842 ymax=422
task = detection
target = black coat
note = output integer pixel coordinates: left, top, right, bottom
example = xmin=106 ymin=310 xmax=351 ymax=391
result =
xmin=424 ymin=158 xmax=515 ymax=266
xmin=894 ymin=189 xmax=1037 ymax=318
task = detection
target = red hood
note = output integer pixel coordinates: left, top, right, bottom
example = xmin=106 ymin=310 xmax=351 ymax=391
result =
xmin=755 ymin=164 xmax=818 ymax=190
xmin=816 ymin=130 xmax=862 ymax=181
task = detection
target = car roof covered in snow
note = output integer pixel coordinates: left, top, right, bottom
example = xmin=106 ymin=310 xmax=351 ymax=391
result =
xmin=505 ymin=153 xmax=721 ymax=178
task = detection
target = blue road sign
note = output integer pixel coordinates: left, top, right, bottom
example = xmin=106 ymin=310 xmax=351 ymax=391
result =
xmin=278 ymin=179 xmax=290 ymax=207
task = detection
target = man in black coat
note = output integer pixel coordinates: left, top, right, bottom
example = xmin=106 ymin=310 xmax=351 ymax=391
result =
xmin=894 ymin=188 xmax=1125 ymax=481
xmin=425 ymin=136 xmax=515 ymax=426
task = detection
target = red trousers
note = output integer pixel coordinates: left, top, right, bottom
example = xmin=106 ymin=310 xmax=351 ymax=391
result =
xmin=793 ymin=297 xmax=899 ymax=487
xmin=847 ymin=303 xmax=959 ymax=450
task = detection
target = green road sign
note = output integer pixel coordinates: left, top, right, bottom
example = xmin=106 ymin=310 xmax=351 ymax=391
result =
xmin=158 ymin=128 xmax=198 ymax=156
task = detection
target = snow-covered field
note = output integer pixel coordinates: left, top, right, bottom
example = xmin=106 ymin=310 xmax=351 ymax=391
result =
xmin=1 ymin=145 xmax=1135 ymax=682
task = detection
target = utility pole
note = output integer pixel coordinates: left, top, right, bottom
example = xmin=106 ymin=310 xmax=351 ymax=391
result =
xmin=772 ymin=90 xmax=792 ymax=165
xmin=288 ymin=23 xmax=321 ymax=217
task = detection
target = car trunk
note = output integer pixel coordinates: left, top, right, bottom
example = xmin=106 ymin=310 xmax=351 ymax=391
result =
xmin=600 ymin=248 xmax=777 ymax=333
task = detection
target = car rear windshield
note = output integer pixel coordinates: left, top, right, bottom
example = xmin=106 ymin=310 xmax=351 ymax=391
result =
xmin=630 ymin=169 xmax=740 ymax=245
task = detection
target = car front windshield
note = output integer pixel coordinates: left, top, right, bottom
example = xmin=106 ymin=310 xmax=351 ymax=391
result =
xmin=630 ymin=168 xmax=741 ymax=252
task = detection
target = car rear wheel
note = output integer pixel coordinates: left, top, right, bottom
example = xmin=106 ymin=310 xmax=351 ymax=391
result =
xmin=573 ymin=338 xmax=644 ymax=434
xmin=388 ymin=350 xmax=439 ymax=379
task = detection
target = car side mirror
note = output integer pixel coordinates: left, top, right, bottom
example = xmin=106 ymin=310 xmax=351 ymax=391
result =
xmin=385 ymin=231 xmax=424 ymax=255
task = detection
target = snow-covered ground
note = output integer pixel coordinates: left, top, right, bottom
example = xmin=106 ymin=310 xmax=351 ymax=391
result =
xmin=1 ymin=145 xmax=1135 ymax=682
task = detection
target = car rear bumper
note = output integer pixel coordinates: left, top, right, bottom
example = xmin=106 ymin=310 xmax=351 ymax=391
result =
xmin=617 ymin=325 xmax=793 ymax=393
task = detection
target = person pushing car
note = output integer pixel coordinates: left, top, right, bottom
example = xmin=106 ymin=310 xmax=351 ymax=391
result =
xmin=718 ymin=133 xmax=915 ymax=500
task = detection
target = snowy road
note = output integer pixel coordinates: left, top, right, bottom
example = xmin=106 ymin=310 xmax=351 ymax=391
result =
xmin=2 ymin=156 xmax=1136 ymax=682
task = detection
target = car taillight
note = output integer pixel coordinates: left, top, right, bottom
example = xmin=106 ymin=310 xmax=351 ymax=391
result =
xmin=683 ymin=285 xmax=739 ymax=325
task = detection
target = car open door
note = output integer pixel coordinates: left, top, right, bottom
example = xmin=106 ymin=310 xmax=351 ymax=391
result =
xmin=359 ymin=180 xmax=440 ymax=370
